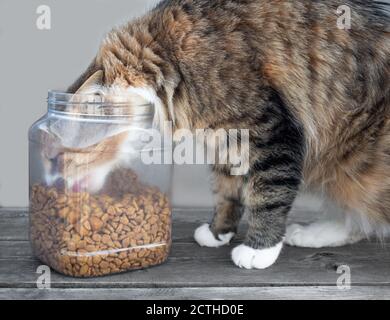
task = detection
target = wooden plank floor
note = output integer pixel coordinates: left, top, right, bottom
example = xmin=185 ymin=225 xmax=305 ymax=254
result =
xmin=0 ymin=206 xmax=389 ymax=300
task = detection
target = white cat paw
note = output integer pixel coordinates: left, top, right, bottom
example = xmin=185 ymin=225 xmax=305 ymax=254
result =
xmin=285 ymin=224 xmax=308 ymax=247
xmin=231 ymin=243 xmax=283 ymax=269
xmin=194 ymin=224 xmax=235 ymax=248
xmin=285 ymin=222 xmax=364 ymax=248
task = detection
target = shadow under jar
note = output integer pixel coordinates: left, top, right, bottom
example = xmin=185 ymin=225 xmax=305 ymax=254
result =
xmin=29 ymin=91 xmax=173 ymax=277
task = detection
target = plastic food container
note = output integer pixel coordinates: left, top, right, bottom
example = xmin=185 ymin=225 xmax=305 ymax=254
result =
xmin=28 ymin=91 xmax=172 ymax=277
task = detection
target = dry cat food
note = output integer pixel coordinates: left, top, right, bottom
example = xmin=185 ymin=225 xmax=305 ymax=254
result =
xmin=30 ymin=168 xmax=171 ymax=277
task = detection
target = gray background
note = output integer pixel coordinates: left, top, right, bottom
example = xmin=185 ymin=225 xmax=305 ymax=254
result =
xmin=2 ymin=0 xmax=387 ymax=208
xmin=0 ymin=0 xmax=214 ymax=207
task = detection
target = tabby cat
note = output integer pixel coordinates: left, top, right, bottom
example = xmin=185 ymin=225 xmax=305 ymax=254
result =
xmin=45 ymin=0 xmax=390 ymax=269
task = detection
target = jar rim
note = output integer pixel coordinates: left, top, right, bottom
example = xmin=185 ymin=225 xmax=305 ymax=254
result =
xmin=47 ymin=90 xmax=154 ymax=117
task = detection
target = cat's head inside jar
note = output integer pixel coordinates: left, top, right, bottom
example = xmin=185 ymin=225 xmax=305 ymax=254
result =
xmin=37 ymin=70 xmax=156 ymax=194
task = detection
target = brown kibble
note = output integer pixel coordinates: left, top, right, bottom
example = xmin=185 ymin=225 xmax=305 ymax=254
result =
xmin=57 ymin=195 xmax=67 ymax=204
xmin=67 ymin=211 xmax=79 ymax=225
xmin=122 ymin=237 xmax=130 ymax=248
xmin=92 ymin=234 xmax=102 ymax=242
xmin=138 ymin=250 xmax=147 ymax=258
xmin=106 ymin=224 xmax=115 ymax=233
xmin=67 ymin=241 xmax=76 ymax=252
xmin=148 ymin=216 xmax=158 ymax=225
xmin=119 ymin=252 xmax=127 ymax=260
xmin=80 ymin=265 xmax=89 ymax=276
xmin=101 ymin=214 xmax=109 ymax=223
xmin=82 ymin=204 xmax=91 ymax=215
xmin=86 ymin=245 xmax=96 ymax=252
xmin=62 ymin=231 xmax=71 ymax=241
xmin=76 ymin=224 xmax=89 ymax=237
xmin=30 ymin=168 xmax=171 ymax=277
xmin=100 ymin=261 xmax=109 ymax=269
xmin=111 ymin=233 xmax=118 ymax=241
xmin=83 ymin=220 xmax=92 ymax=231
xmin=77 ymin=240 xmax=87 ymax=250
xmin=102 ymin=234 xmax=112 ymax=245
xmin=107 ymin=206 xmax=116 ymax=216
xmin=58 ymin=207 xmax=70 ymax=219
xmin=125 ymin=206 xmax=136 ymax=217
xmin=90 ymin=217 xmax=103 ymax=231
xmin=116 ymin=224 xmax=123 ymax=234
xmin=120 ymin=216 xmax=129 ymax=225
xmin=93 ymin=208 xmax=104 ymax=218
xmin=84 ymin=236 xmax=94 ymax=244
xmin=92 ymin=255 xmax=102 ymax=264
xmin=72 ymin=234 xmax=81 ymax=242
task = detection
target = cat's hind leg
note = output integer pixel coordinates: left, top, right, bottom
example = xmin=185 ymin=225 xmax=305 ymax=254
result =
xmin=285 ymin=220 xmax=366 ymax=248
xmin=285 ymin=198 xmax=366 ymax=248
xmin=194 ymin=174 xmax=244 ymax=248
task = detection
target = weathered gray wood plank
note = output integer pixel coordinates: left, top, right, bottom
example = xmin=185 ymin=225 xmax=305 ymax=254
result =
xmin=1 ymin=286 xmax=390 ymax=300
xmin=0 ymin=240 xmax=389 ymax=288
xmin=0 ymin=207 xmax=389 ymax=300
xmin=0 ymin=210 xmax=30 ymax=241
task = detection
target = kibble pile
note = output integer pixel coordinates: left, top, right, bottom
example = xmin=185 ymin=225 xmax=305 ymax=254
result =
xmin=30 ymin=169 xmax=171 ymax=277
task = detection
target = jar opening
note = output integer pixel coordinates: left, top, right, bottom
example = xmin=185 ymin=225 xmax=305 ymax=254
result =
xmin=48 ymin=90 xmax=154 ymax=117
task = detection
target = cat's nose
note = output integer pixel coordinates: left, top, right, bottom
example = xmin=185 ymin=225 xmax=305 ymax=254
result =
xmin=50 ymin=156 xmax=60 ymax=175
xmin=50 ymin=153 xmax=65 ymax=175
xmin=53 ymin=177 xmax=66 ymax=190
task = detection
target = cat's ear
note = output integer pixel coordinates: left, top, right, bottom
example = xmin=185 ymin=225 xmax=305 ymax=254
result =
xmin=69 ymin=70 xmax=104 ymax=104
xmin=74 ymin=70 xmax=104 ymax=94
xmin=67 ymin=58 xmax=102 ymax=94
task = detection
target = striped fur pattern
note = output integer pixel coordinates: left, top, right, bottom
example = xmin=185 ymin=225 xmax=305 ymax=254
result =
xmin=68 ymin=0 xmax=390 ymax=268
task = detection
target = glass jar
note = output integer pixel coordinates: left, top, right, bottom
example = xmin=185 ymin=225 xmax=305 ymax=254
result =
xmin=29 ymin=91 xmax=172 ymax=277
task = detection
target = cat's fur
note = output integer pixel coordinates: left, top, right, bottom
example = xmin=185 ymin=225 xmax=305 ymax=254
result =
xmin=46 ymin=0 xmax=390 ymax=269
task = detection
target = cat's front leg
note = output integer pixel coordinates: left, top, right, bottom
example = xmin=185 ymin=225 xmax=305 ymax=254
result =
xmin=194 ymin=173 xmax=244 ymax=248
xmin=232 ymin=149 xmax=303 ymax=269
